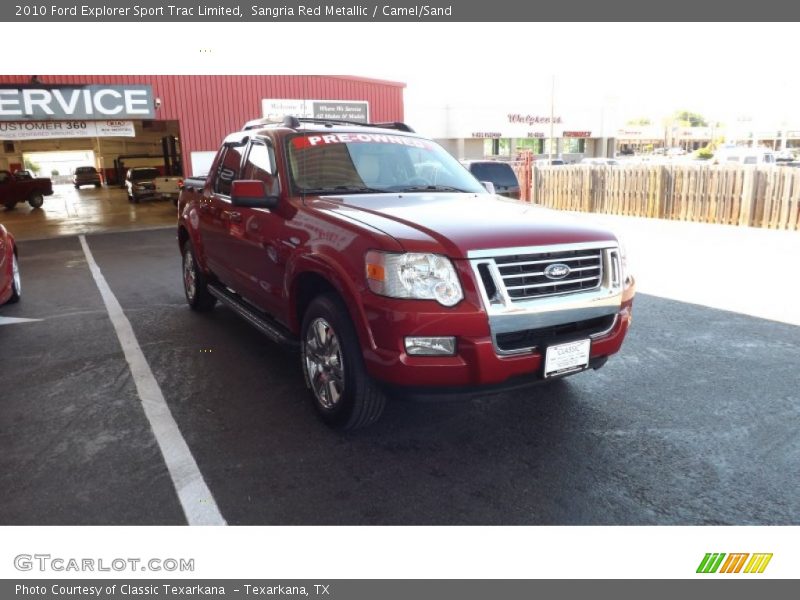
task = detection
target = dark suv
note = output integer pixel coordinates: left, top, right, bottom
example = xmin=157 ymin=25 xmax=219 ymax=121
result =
xmin=73 ymin=166 xmax=102 ymax=189
xmin=461 ymin=160 xmax=521 ymax=199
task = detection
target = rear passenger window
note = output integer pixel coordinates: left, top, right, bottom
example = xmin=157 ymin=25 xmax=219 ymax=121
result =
xmin=214 ymin=145 xmax=244 ymax=196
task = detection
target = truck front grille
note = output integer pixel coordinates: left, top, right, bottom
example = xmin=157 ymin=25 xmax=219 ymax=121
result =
xmin=493 ymin=248 xmax=603 ymax=300
xmin=495 ymin=314 xmax=616 ymax=353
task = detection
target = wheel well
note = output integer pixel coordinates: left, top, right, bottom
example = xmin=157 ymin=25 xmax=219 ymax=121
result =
xmin=293 ymin=272 xmax=338 ymax=331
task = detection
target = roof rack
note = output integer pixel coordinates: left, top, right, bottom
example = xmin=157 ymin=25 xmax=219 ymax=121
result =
xmin=242 ymin=116 xmax=415 ymax=133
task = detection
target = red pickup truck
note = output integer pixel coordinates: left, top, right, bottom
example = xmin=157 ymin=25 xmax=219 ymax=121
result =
xmin=0 ymin=170 xmax=53 ymax=210
xmin=177 ymin=117 xmax=635 ymax=429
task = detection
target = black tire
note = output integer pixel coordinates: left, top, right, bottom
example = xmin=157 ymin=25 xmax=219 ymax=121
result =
xmin=301 ymin=293 xmax=386 ymax=430
xmin=28 ymin=193 xmax=44 ymax=209
xmin=74 ymin=184 xmax=80 ymax=190
xmin=7 ymin=252 xmax=20 ymax=304
xmin=182 ymin=242 xmax=216 ymax=311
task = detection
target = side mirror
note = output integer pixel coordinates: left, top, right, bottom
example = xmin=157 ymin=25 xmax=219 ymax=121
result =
xmin=481 ymin=181 xmax=496 ymax=194
xmin=230 ymin=179 xmax=279 ymax=209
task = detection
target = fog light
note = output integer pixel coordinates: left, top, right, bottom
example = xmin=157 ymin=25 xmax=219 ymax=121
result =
xmin=405 ymin=336 xmax=456 ymax=356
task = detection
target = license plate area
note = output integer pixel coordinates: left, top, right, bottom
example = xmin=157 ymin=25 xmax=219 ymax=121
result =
xmin=544 ymin=338 xmax=591 ymax=378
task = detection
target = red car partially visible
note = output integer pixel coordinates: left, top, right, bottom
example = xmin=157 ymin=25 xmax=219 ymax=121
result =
xmin=0 ymin=224 xmax=20 ymax=305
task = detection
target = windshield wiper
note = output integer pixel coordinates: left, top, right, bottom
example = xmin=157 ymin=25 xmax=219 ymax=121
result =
xmin=392 ymin=185 xmax=470 ymax=193
xmin=301 ymin=185 xmax=386 ymax=195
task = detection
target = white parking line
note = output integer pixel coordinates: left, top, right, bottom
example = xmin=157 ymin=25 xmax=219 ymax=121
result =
xmin=78 ymin=234 xmax=226 ymax=526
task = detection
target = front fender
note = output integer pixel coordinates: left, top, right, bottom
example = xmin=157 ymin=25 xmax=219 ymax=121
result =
xmin=286 ymin=252 xmax=376 ymax=351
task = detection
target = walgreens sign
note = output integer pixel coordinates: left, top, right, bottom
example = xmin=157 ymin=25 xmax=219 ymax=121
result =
xmin=0 ymin=85 xmax=154 ymax=120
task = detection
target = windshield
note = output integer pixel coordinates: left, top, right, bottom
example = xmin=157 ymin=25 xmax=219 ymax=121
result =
xmin=131 ymin=168 xmax=159 ymax=180
xmin=287 ymin=133 xmax=485 ymax=195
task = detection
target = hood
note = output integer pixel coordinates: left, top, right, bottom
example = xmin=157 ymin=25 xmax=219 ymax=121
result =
xmin=307 ymin=193 xmax=617 ymax=258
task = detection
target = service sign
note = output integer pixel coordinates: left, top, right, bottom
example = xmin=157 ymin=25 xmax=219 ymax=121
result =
xmin=0 ymin=120 xmax=136 ymax=140
xmin=262 ymin=98 xmax=369 ymax=123
xmin=0 ymin=85 xmax=154 ymax=121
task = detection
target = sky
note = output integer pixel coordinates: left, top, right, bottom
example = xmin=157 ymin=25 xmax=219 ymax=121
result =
xmin=6 ymin=22 xmax=800 ymax=128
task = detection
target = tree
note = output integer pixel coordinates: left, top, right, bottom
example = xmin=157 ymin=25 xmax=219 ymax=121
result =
xmin=672 ymin=110 xmax=708 ymax=127
xmin=23 ymin=157 xmax=40 ymax=174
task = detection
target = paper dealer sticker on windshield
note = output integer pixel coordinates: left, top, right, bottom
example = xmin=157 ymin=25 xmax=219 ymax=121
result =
xmin=292 ymin=133 xmax=432 ymax=150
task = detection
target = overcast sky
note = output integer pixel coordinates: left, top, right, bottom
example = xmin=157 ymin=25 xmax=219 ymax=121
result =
xmin=9 ymin=22 xmax=800 ymax=127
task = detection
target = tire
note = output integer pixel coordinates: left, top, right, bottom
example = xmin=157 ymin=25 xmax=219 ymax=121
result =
xmin=28 ymin=193 xmax=44 ymax=209
xmin=7 ymin=252 xmax=20 ymax=304
xmin=182 ymin=242 xmax=216 ymax=311
xmin=301 ymin=293 xmax=386 ymax=430
xmin=74 ymin=184 xmax=80 ymax=190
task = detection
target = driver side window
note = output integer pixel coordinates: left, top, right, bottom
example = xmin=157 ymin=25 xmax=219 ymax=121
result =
xmin=242 ymin=141 xmax=279 ymax=193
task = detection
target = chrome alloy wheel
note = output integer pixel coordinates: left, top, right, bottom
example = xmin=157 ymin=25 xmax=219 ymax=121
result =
xmin=183 ymin=248 xmax=196 ymax=301
xmin=303 ymin=317 xmax=345 ymax=410
xmin=12 ymin=254 xmax=20 ymax=295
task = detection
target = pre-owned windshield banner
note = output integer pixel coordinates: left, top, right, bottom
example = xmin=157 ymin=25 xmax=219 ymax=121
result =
xmin=3 ymin=0 xmax=796 ymax=21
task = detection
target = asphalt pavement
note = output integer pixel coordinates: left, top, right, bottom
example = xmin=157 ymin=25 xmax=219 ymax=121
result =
xmin=0 ymin=228 xmax=798 ymax=525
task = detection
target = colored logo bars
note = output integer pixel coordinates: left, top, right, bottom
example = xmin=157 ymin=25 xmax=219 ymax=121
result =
xmin=696 ymin=553 xmax=773 ymax=574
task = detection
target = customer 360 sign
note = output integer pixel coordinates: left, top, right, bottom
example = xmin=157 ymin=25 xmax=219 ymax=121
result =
xmin=0 ymin=85 xmax=155 ymax=120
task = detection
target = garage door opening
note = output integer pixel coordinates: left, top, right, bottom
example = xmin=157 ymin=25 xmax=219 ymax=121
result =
xmin=22 ymin=150 xmax=96 ymax=185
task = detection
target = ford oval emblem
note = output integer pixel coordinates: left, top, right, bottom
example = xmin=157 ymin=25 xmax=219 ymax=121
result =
xmin=544 ymin=263 xmax=571 ymax=280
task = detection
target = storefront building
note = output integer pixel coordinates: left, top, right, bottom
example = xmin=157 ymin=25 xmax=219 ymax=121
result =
xmin=409 ymin=103 xmax=617 ymax=162
xmin=0 ymin=75 xmax=405 ymax=182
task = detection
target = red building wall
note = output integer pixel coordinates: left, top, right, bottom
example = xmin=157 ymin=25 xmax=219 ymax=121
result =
xmin=0 ymin=75 xmax=406 ymax=174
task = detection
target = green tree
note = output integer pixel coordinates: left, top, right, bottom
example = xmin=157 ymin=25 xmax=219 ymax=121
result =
xmin=23 ymin=157 xmax=40 ymax=174
xmin=672 ymin=110 xmax=708 ymax=127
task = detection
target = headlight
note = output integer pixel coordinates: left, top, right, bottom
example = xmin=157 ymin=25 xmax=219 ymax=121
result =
xmin=615 ymin=236 xmax=631 ymax=286
xmin=365 ymin=250 xmax=463 ymax=307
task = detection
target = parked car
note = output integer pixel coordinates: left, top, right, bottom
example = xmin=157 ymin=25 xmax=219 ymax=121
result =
xmin=460 ymin=160 xmax=521 ymax=199
xmin=0 ymin=169 xmax=53 ymax=210
xmin=537 ymin=158 xmax=566 ymax=166
xmin=0 ymin=223 xmax=20 ymax=305
xmin=177 ymin=116 xmax=636 ymax=430
xmin=714 ymin=147 xmax=776 ymax=165
xmin=154 ymin=175 xmax=183 ymax=205
xmin=73 ymin=166 xmax=102 ymax=189
xmin=126 ymin=168 xmax=182 ymax=203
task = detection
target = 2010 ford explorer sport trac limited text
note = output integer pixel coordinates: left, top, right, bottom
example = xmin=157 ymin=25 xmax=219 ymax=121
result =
xmin=177 ymin=117 xmax=635 ymax=430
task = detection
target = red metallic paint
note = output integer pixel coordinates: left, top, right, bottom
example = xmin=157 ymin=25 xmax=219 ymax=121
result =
xmin=0 ymin=225 xmax=16 ymax=306
xmin=178 ymin=125 xmax=636 ymax=392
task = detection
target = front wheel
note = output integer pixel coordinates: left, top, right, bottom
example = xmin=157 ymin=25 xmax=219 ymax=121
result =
xmin=301 ymin=294 xmax=386 ymax=430
xmin=182 ymin=242 xmax=216 ymax=311
xmin=28 ymin=193 xmax=44 ymax=209
xmin=7 ymin=252 xmax=20 ymax=303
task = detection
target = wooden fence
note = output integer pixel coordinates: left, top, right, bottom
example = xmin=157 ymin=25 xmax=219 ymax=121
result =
xmin=516 ymin=164 xmax=800 ymax=230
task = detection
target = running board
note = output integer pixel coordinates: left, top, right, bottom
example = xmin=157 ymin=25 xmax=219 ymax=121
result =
xmin=208 ymin=284 xmax=299 ymax=348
